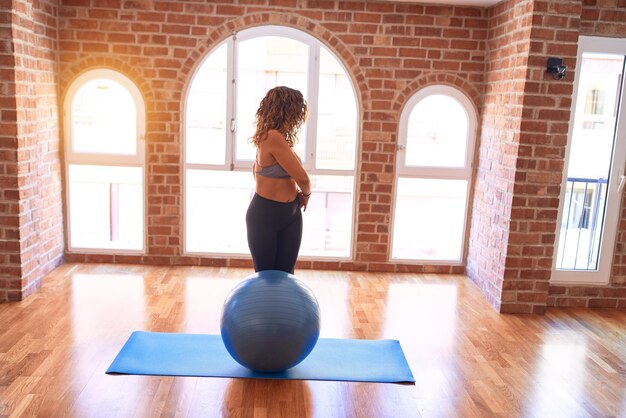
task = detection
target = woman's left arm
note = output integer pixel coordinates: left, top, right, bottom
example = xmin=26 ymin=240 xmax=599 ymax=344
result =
xmin=265 ymin=131 xmax=311 ymax=210
xmin=265 ymin=131 xmax=311 ymax=193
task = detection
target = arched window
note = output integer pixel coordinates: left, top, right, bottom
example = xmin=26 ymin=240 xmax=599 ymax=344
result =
xmin=184 ymin=26 xmax=358 ymax=258
xmin=64 ymin=69 xmax=146 ymax=252
xmin=392 ymin=85 xmax=476 ymax=262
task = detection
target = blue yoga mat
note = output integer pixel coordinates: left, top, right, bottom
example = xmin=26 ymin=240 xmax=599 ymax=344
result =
xmin=107 ymin=331 xmax=415 ymax=384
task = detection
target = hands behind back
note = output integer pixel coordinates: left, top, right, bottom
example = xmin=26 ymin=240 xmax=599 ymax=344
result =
xmin=297 ymin=191 xmax=310 ymax=211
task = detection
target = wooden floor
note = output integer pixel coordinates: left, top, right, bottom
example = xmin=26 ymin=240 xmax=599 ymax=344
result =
xmin=0 ymin=264 xmax=625 ymax=417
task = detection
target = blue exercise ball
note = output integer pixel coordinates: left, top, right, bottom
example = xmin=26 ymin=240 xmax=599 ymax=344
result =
xmin=220 ymin=270 xmax=321 ymax=373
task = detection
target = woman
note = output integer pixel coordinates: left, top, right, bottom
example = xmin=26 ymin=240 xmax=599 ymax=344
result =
xmin=246 ymin=86 xmax=312 ymax=274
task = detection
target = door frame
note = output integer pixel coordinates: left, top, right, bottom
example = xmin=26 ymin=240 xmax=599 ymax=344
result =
xmin=551 ymin=36 xmax=626 ymax=285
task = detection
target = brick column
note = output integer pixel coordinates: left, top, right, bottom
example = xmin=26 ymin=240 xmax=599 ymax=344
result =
xmin=0 ymin=4 xmax=21 ymax=301
xmin=468 ymin=0 xmax=580 ymax=313
xmin=0 ymin=0 xmax=64 ymax=301
xmin=503 ymin=1 xmax=580 ymax=313
xmin=467 ymin=0 xmax=535 ymax=311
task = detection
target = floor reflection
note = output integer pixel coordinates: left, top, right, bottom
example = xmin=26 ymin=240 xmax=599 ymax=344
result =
xmin=385 ymin=280 xmax=460 ymax=415
xmin=524 ymin=331 xmax=589 ymax=417
xmin=222 ymin=378 xmax=313 ymax=417
xmin=70 ymin=272 xmax=146 ymax=342
xmin=68 ymin=268 xmax=151 ymax=417
xmin=183 ymin=273 xmax=239 ymax=335
xmin=291 ymin=270 xmax=350 ymax=338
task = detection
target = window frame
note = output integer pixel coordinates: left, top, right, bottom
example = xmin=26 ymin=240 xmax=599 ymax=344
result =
xmin=63 ymin=69 xmax=147 ymax=254
xmin=182 ymin=25 xmax=360 ymax=258
xmin=391 ymin=84 xmax=477 ymax=264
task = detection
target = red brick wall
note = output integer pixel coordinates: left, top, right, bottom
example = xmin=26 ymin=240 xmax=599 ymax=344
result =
xmin=3 ymin=0 xmax=625 ymax=310
xmin=0 ymin=1 xmax=21 ymax=301
xmin=467 ymin=0 xmax=534 ymax=312
xmin=548 ymin=0 xmax=626 ymax=309
xmin=0 ymin=0 xmax=64 ymax=301
xmin=580 ymin=0 xmax=626 ymax=36
xmin=58 ymin=0 xmax=488 ymax=274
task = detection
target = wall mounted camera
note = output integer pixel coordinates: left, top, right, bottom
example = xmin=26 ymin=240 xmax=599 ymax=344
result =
xmin=547 ymin=57 xmax=567 ymax=80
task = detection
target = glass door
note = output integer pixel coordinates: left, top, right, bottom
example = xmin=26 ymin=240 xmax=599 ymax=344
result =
xmin=552 ymin=36 xmax=626 ymax=284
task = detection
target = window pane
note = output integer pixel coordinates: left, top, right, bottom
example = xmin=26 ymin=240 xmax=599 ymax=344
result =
xmin=72 ymin=79 xmax=136 ymax=155
xmin=186 ymin=170 xmax=255 ymax=253
xmin=236 ymin=36 xmax=309 ymax=162
xmin=300 ymin=175 xmax=353 ymax=257
xmin=556 ymin=54 xmax=625 ymax=270
xmin=316 ymin=46 xmax=357 ymax=170
xmin=392 ymin=178 xmax=467 ymax=261
xmin=405 ymin=95 xmax=468 ymax=168
xmin=69 ymin=165 xmax=143 ymax=250
xmin=186 ymin=43 xmax=228 ymax=165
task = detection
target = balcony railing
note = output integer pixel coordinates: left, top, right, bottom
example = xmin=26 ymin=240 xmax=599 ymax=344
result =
xmin=556 ymin=177 xmax=608 ymax=271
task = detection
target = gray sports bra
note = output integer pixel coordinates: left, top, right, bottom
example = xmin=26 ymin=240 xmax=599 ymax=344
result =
xmin=254 ymin=160 xmax=291 ymax=179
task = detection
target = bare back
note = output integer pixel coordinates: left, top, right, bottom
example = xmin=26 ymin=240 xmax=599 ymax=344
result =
xmin=254 ymin=130 xmax=310 ymax=203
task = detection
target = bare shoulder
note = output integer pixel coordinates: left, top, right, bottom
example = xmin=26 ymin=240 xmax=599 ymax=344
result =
xmin=265 ymin=130 xmax=288 ymax=149
xmin=266 ymin=129 xmax=286 ymax=142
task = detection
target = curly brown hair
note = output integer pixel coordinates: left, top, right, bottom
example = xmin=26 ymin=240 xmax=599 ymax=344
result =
xmin=250 ymin=86 xmax=308 ymax=148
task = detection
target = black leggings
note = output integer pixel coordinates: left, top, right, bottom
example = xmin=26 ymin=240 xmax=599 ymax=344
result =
xmin=246 ymin=193 xmax=303 ymax=274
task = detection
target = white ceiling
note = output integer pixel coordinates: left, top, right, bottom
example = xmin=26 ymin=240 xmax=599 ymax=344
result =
xmin=384 ymin=0 xmax=500 ymax=6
